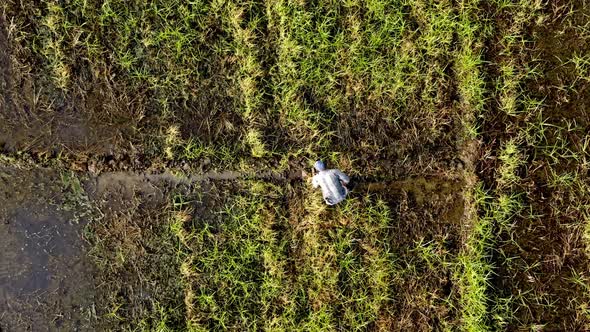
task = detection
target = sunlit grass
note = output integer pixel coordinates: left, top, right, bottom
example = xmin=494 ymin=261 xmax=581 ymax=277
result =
xmin=167 ymin=183 xmax=406 ymax=331
xmin=5 ymin=0 xmax=590 ymax=330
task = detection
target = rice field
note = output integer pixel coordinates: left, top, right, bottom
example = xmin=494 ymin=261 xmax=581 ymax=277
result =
xmin=0 ymin=0 xmax=589 ymax=331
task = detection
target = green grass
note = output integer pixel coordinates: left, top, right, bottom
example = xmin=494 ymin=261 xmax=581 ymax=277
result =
xmin=168 ymin=183 xmax=399 ymax=331
xmin=3 ymin=0 xmax=463 ymax=177
xmin=3 ymin=0 xmax=590 ymax=330
xmin=4 ymin=0 xmax=495 ymax=329
xmin=477 ymin=1 xmax=590 ymax=330
xmin=160 ymin=180 xmax=470 ymax=331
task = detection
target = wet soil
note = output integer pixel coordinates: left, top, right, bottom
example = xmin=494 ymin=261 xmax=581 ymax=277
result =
xmin=0 ymin=152 xmax=469 ymax=330
xmin=0 ymin=14 xmax=113 ymax=157
xmin=531 ymin=2 xmax=590 ymax=126
xmin=0 ymin=167 xmax=96 ymax=331
xmin=383 ymin=179 xmax=465 ymax=331
xmin=0 ymin=166 xmax=190 ymax=330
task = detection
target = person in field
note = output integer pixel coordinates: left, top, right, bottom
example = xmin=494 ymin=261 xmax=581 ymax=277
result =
xmin=311 ymin=160 xmax=350 ymax=206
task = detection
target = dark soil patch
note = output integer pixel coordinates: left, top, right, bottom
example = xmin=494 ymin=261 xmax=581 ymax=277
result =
xmin=531 ymin=2 xmax=590 ymax=126
xmin=0 ymin=8 xmax=119 ymax=155
xmin=0 ymin=2 xmax=244 ymax=166
xmin=0 ymin=166 xmax=97 ymax=331
xmin=360 ymin=178 xmax=466 ymax=331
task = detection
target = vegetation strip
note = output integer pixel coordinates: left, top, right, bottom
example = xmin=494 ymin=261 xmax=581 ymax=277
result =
xmin=478 ymin=1 xmax=590 ymax=330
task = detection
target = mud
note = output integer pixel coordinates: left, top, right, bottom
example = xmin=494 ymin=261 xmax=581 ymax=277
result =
xmin=357 ymin=176 xmax=465 ymax=203
xmin=531 ymin=2 xmax=590 ymax=126
xmin=94 ymin=168 xmax=305 ymax=188
xmin=89 ymin=169 xmax=463 ymax=219
xmin=0 ymin=167 xmax=96 ymax=331
xmin=380 ymin=178 xmax=465 ymax=330
xmin=0 ymin=17 xmax=137 ymax=158
xmin=86 ymin=173 xmax=187 ymax=330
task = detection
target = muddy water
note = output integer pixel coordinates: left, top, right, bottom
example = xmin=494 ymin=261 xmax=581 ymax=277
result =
xmin=0 ymin=167 xmax=96 ymax=331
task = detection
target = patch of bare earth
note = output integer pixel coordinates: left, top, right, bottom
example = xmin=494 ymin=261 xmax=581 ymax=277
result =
xmin=0 ymin=166 xmax=97 ymax=331
xmin=85 ymin=171 xmax=188 ymax=330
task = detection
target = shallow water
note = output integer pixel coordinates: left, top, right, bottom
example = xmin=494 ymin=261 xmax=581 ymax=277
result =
xmin=0 ymin=167 xmax=96 ymax=331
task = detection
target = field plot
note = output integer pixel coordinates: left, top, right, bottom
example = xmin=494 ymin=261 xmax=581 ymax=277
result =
xmin=479 ymin=1 xmax=590 ymax=330
xmin=88 ymin=177 xmax=469 ymax=331
xmin=0 ymin=0 xmax=589 ymax=331
xmin=0 ymin=0 xmax=464 ymax=176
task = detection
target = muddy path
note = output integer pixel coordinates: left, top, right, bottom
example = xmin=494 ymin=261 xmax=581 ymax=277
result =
xmin=89 ymin=169 xmax=463 ymax=222
xmin=93 ymin=170 xmax=461 ymax=192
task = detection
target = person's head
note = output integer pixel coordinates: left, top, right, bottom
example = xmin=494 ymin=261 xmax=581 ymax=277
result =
xmin=314 ymin=160 xmax=326 ymax=172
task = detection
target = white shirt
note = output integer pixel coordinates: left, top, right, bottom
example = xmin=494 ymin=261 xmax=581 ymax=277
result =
xmin=312 ymin=169 xmax=350 ymax=205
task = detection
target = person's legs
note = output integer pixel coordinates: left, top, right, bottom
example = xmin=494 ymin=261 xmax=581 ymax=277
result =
xmin=343 ymin=184 xmax=350 ymax=196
